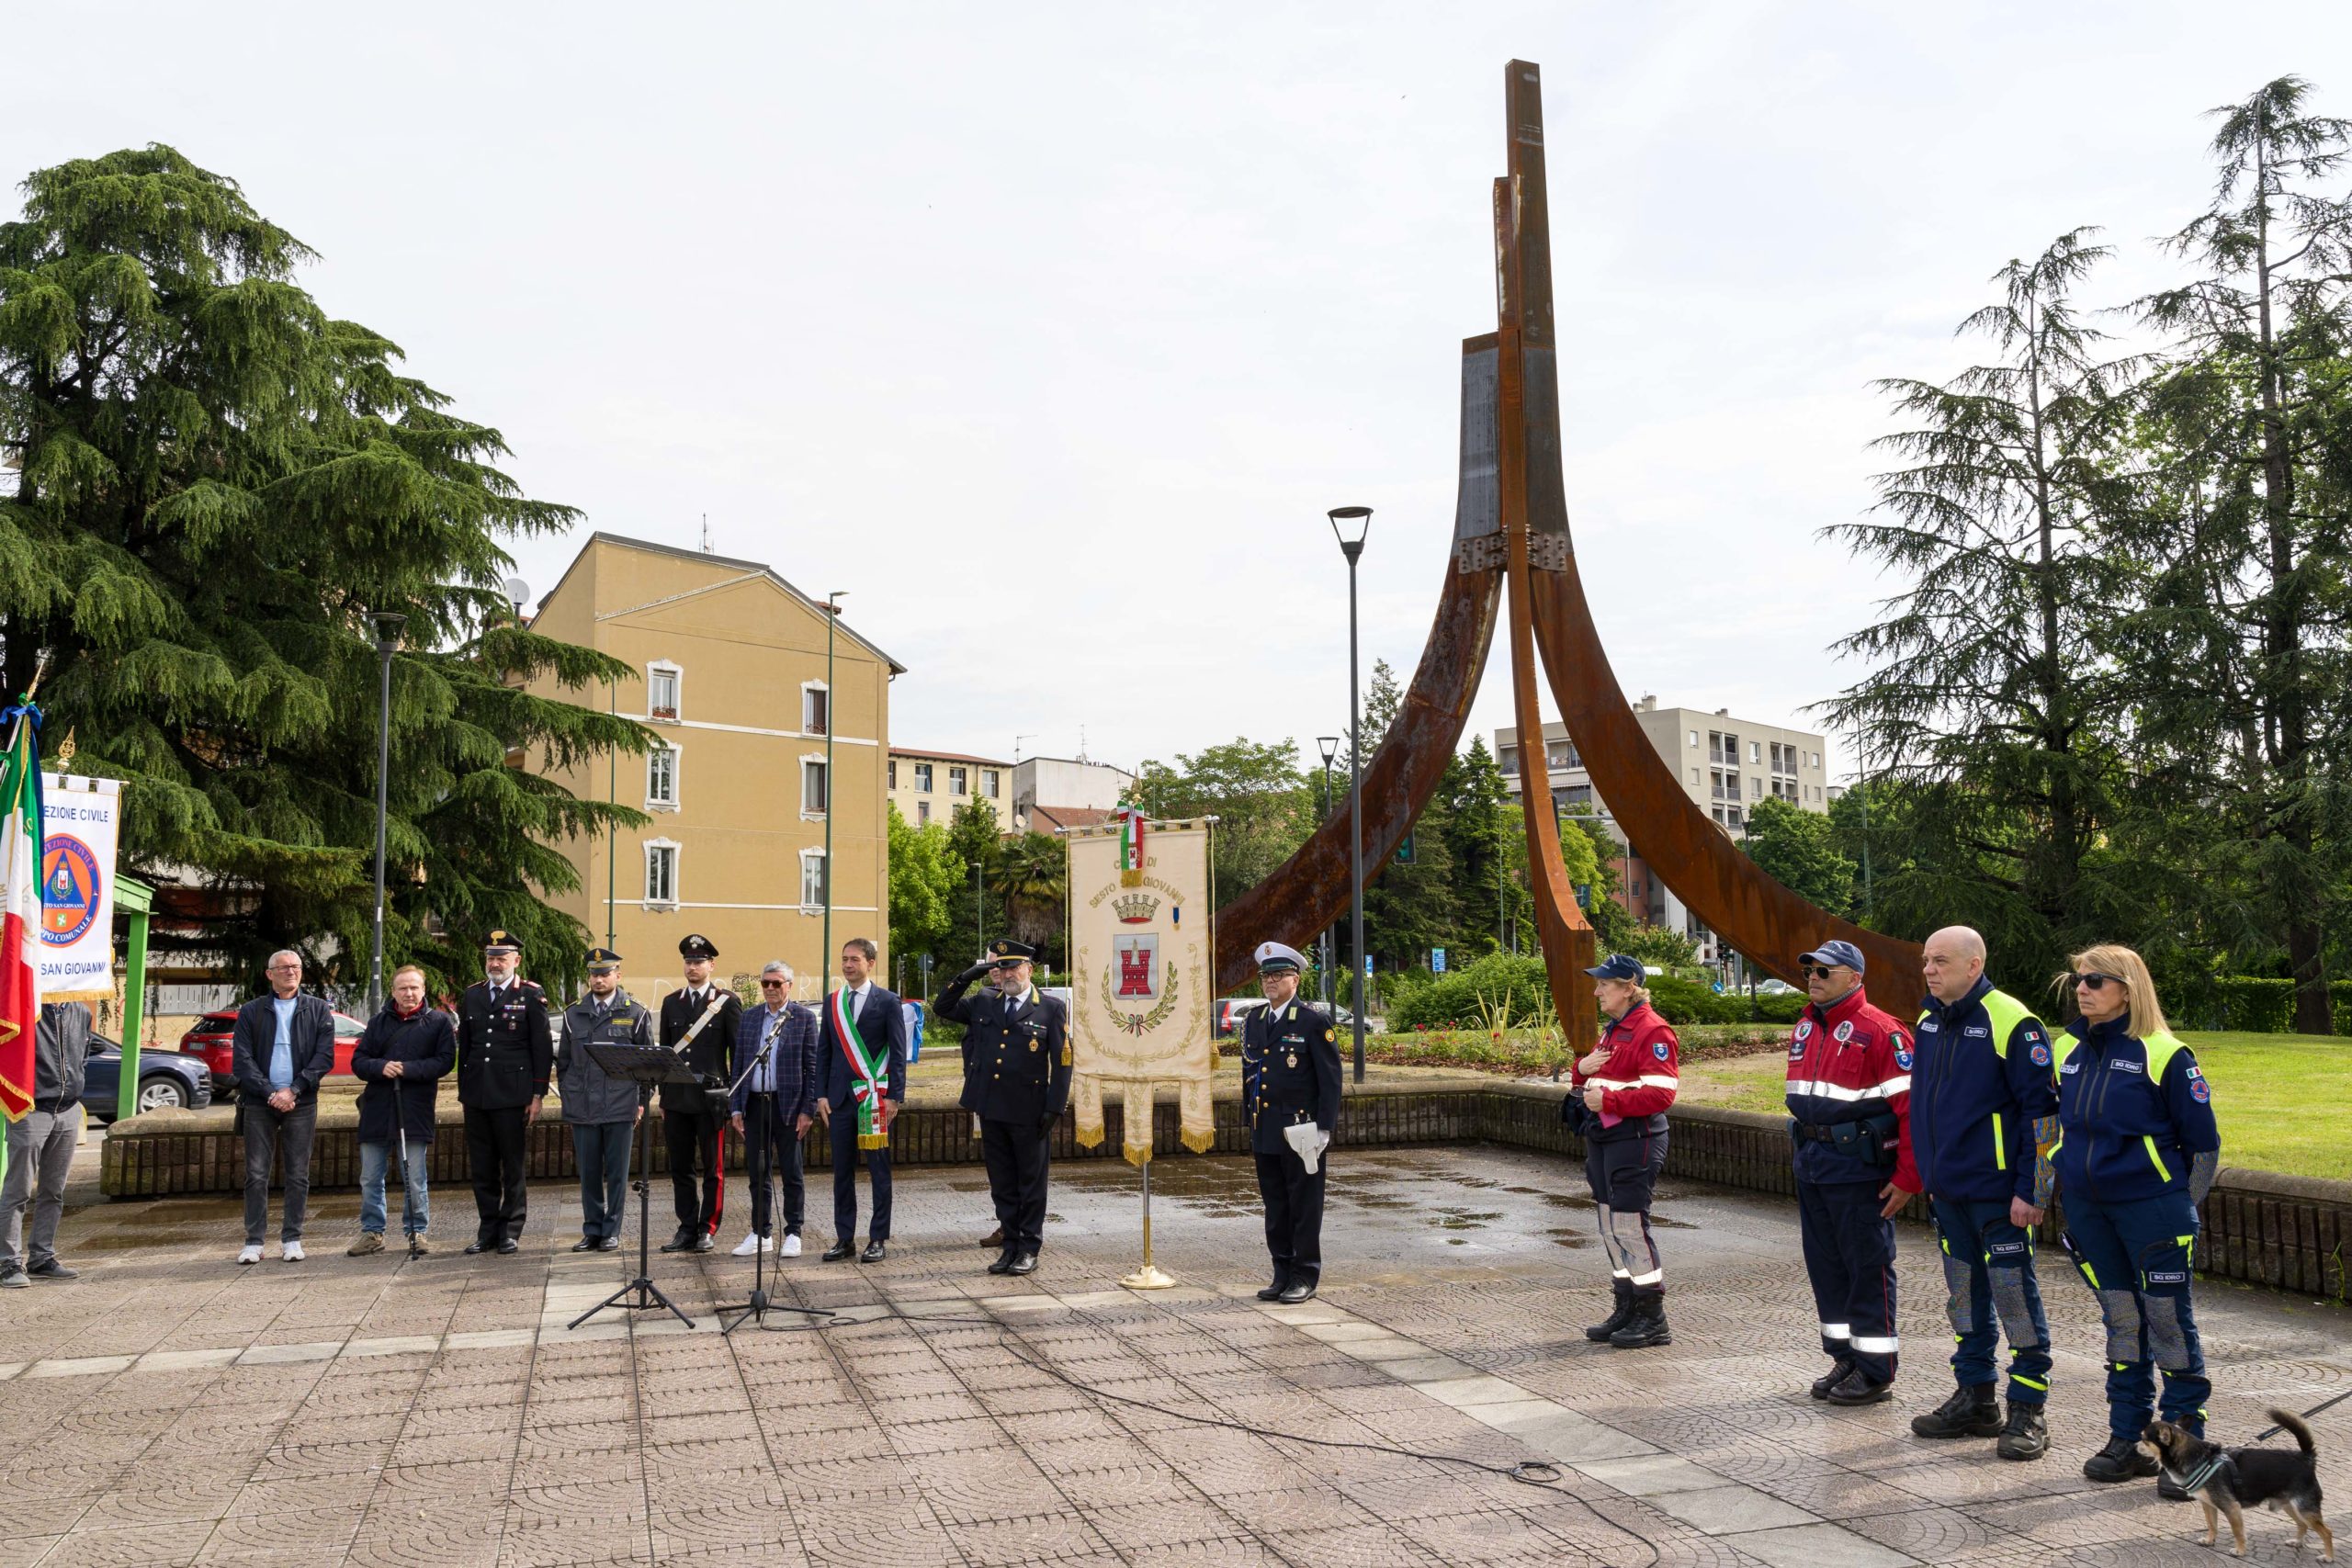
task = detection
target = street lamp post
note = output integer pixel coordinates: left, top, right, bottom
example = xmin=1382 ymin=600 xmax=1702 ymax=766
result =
xmin=1317 ymin=734 xmax=1340 ymax=1010
xmin=821 ymin=592 xmax=844 ymax=1009
xmin=367 ymin=612 xmax=407 ymax=1016
xmin=1329 ymin=506 xmax=1372 ymax=1084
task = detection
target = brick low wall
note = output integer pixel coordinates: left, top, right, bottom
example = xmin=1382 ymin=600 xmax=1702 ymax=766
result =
xmin=101 ymin=1082 xmax=2349 ymax=1301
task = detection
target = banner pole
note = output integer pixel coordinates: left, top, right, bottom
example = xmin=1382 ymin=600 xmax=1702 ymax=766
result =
xmin=1120 ymin=1121 xmax=1174 ymax=1290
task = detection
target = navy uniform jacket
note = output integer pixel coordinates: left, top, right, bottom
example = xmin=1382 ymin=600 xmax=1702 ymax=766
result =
xmin=2053 ymin=1016 xmax=2220 ymax=1205
xmin=658 ymin=986 xmax=744 ymax=1116
xmin=1911 ymin=976 xmax=2058 ymax=1204
xmin=1241 ymin=998 xmax=1343 ymax=1156
xmin=456 ymin=978 xmax=553 ymax=1111
xmin=936 ymin=975 xmax=1071 ymax=1125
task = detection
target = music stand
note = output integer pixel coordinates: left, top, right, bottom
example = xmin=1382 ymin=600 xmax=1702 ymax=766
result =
xmin=570 ymin=1043 xmax=699 ymax=1330
xmin=715 ymin=1025 xmax=835 ymax=1334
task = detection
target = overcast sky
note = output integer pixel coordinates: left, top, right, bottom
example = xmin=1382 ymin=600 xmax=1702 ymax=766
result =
xmin=18 ymin=5 xmax=2352 ymax=782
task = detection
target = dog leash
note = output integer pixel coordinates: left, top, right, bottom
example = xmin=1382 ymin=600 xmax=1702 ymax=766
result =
xmin=2253 ymin=1387 xmax=2352 ymax=1441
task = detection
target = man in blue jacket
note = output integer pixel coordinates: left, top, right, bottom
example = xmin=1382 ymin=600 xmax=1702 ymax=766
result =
xmin=1905 ymin=926 xmax=2059 ymax=1461
xmin=814 ymin=937 xmax=906 ymax=1262
xmin=729 ymin=961 xmax=820 ymax=1259
xmin=229 ymin=951 xmax=339 ymax=1265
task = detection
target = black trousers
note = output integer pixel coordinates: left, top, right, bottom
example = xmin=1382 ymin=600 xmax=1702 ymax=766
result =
xmin=463 ymin=1104 xmax=528 ymax=1244
xmin=664 ymin=1108 xmax=726 ymax=1236
xmin=980 ymin=1118 xmax=1049 ymax=1253
xmin=1254 ymin=1146 xmax=1327 ymax=1288
xmin=1585 ymin=1128 xmax=1669 ymax=1294
xmin=741 ymin=1094 xmax=806 ymax=1237
xmin=831 ymin=1123 xmax=892 ymax=1243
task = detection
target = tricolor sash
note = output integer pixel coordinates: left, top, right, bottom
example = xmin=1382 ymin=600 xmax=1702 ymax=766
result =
xmin=830 ymin=989 xmax=890 ymax=1149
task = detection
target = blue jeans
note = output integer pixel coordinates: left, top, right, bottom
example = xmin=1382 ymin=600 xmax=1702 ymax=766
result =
xmin=2062 ymin=1190 xmax=2207 ymax=1438
xmin=358 ymin=1139 xmax=429 ymax=1238
xmin=572 ymin=1121 xmax=635 ymax=1243
xmin=1931 ymin=1195 xmax=2051 ymax=1404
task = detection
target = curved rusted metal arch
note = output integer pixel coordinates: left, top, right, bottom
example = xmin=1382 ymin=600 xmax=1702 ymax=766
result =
xmin=1215 ymin=58 xmax=1923 ymax=1022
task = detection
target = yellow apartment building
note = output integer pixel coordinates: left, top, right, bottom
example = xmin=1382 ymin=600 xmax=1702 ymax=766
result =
xmin=523 ymin=533 xmax=903 ymax=998
xmin=887 ymin=748 xmax=1011 ymax=829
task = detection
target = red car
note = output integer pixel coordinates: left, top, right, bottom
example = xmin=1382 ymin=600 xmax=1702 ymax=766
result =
xmin=180 ymin=1009 xmax=369 ymax=1100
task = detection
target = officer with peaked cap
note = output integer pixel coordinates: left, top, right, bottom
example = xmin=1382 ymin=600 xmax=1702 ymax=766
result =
xmin=456 ymin=931 xmax=552 ymax=1255
xmin=554 ymin=946 xmax=654 ymax=1253
xmin=935 ymin=938 xmax=1069 ymax=1277
xmin=659 ymin=933 xmax=741 ymax=1252
xmin=1241 ymin=941 xmax=1342 ymax=1303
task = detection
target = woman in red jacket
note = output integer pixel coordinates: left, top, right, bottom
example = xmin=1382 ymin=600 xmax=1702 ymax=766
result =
xmin=1568 ymin=953 xmax=1680 ymax=1348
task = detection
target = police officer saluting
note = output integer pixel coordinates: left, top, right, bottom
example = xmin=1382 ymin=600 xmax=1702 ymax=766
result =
xmin=935 ymin=939 xmax=1069 ymax=1277
xmin=457 ymin=931 xmax=553 ymax=1255
xmin=1785 ymin=939 xmax=1920 ymax=1404
xmin=1242 ymin=942 xmax=1341 ymax=1303
xmin=660 ymin=934 xmax=742 ymax=1254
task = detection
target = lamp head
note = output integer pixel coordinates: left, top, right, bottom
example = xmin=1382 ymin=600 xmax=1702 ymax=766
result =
xmin=370 ymin=611 xmax=408 ymax=652
xmin=1328 ymin=505 xmax=1373 ymax=559
xmin=1317 ymin=735 xmax=1341 ymax=767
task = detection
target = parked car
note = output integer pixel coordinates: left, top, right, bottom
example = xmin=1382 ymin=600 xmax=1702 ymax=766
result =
xmin=1215 ymin=998 xmax=1267 ymax=1038
xmin=180 ymin=1008 xmax=368 ymax=1100
xmin=83 ymin=1034 xmax=214 ymax=1122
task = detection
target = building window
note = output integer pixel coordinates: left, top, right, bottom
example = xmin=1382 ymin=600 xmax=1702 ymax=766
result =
xmin=1752 ymin=776 xmax=1762 ymax=799
xmin=799 ymin=850 xmax=828 ymax=909
xmin=914 ymin=762 xmax=933 ymax=793
xmin=981 ymin=769 xmax=1000 ymax=798
xmin=802 ymin=758 xmax=829 ymax=816
xmin=1555 ymin=784 xmax=1592 ymax=807
xmin=1749 ymin=741 xmax=1761 ymax=764
xmin=1499 ymin=747 xmax=1519 ymax=773
xmin=1689 ymin=767 xmax=1700 ymax=785
xmin=647 ymin=744 xmax=679 ymax=808
xmin=1688 ymin=730 xmax=1699 ymax=749
xmin=949 ymin=765 xmax=968 ymax=795
xmin=803 ymin=684 xmax=829 ymax=736
xmin=888 ymin=758 xmax=898 ymax=788
xmin=1546 ymin=741 xmax=1581 ymax=770
xmin=917 ymin=800 xmax=930 ymax=826
xmin=648 ymin=662 xmax=681 ymax=722
xmin=1726 ymin=806 xmax=1744 ymax=830
xmin=645 ymin=840 xmax=679 ymax=906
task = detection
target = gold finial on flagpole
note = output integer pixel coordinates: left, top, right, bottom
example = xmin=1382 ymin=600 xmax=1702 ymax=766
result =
xmin=54 ymin=728 xmax=75 ymax=766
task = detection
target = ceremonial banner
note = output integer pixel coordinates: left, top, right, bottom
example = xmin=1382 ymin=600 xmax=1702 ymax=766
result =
xmin=38 ymin=773 xmax=119 ymax=1003
xmin=1069 ymin=817 xmax=1213 ymax=1164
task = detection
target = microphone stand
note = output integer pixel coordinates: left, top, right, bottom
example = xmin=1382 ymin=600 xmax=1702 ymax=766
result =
xmin=717 ymin=1015 xmax=833 ymax=1335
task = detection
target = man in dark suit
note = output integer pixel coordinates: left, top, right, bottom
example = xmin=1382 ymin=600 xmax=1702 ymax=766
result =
xmin=1241 ymin=942 xmax=1343 ymax=1303
xmin=814 ymin=936 xmax=906 ymax=1262
xmin=455 ymin=931 xmax=552 ymax=1255
xmin=659 ymin=933 xmax=741 ymax=1253
xmin=935 ymin=938 xmax=1069 ymax=1276
xmin=728 ymin=960 xmax=820 ymax=1258
xmin=229 ymin=950 xmax=339 ymax=1264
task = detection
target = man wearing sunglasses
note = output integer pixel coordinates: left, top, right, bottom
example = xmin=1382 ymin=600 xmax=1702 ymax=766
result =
xmin=1784 ymin=939 xmax=1920 ymax=1406
xmin=729 ymin=962 xmax=820 ymax=1259
xmin=1905 ymin=926 xmax=2059 ymax=1461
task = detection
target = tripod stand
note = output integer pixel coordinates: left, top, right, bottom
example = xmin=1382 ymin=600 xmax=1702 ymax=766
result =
xmin=716 ymin=1023 xmax=833 ymax=1334
xmin=571 ymin=1044 xmax=698 ymax=1330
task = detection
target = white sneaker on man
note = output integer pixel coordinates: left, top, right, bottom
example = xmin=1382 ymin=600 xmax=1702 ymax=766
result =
xmin=731 ymin=1232 xmax=771 ymax=1258
xmin=281 ymin=1240 xmax=305 ymax=1263
xmin=237 ymin=1245 xmax=263 ymax=1266
xmin=778 ymin=1233 xmax=801 ymax=1258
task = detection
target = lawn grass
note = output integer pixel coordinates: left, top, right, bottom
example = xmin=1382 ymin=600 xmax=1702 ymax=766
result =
xmin=1673 ymin=1030 xmax=2352 ymax=1183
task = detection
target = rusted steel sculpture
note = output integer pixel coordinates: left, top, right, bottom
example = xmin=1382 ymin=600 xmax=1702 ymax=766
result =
xmin=1215 ymin=60 xmax=1925 ymax=1023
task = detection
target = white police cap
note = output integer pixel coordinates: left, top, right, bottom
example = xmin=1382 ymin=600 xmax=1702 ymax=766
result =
xmin=1254 ymin=941 xmax=1307 ymax=975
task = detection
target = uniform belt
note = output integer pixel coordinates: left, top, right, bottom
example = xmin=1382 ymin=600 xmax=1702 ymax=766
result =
xmin=1792 ymin=1122 xmax=1839 ymax=1142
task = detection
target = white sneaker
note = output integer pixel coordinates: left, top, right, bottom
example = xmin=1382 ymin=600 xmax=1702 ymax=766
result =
xmin=237 ymin=1245 xmax=262 ymax=1266
xmin=779 ymin=1233 xmax=801 ymax=1258
xmin=731 ymin=1232 xmax=770 ymax=1258
xmin=281 ymin=1240 xmax=305 ymax=1262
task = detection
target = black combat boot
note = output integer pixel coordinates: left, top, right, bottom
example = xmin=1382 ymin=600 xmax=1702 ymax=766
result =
xmin=2082 ymin=1434 xmax=2157 ymax=1483
xmin=1608 ymin=1292 xmax=1671 ymax=1349
xmin=1586 ymin=1280 xmax=1635 ymax=1343
xmin=1910 ymin=1382 xmax=2002 ymax=1439
xmin=1996 ymin=1401 xmax=2048 ymax=1461
xmin=1810 ymin=1358 xmax=1857 ymax=1400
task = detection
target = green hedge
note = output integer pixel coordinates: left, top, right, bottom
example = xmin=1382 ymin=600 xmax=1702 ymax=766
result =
xmin=1385 ymin=954 xmax=1804 ymax=1032
xmin=2176 ymin=977 xmax=2352 ymax=1034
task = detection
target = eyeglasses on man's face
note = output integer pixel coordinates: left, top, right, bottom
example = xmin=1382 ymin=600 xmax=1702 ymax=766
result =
xmin=1800 ymin=964 xmax=1842 ymax=980
xmin=760 ymin=979 xmax=786 ymax=989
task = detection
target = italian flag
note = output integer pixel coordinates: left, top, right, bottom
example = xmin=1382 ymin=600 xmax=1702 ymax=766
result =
xmin=1117 ymin=808 xmax=1146 ymax=874
xmin=0 ymin=713 xmax=42 ymax=1122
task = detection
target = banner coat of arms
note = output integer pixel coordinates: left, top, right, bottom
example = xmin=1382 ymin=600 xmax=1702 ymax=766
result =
xmin=1069 ymin=817 xmax=1213 ymax=1163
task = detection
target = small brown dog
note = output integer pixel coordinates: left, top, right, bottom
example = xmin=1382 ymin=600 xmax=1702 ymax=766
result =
xmin=2141 ymin=1410 xmax=2331 ymax=1561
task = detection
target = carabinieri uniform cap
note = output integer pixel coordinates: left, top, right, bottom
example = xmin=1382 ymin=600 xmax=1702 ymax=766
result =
xmin=988 ymin=939 xmax=1040 ymax=968
xmin=678 ymin=933 xmax=719 ymax=962
xmin=1583 ymin=953 xmax=1645 ymax=982
xmin=1798 ymin=938 xmax=1867 ymax=975
xmin=483 ymin=930 xmax=521 ymax=955
xmin=1254 ymin=941 xmax=1306 ymax=976
xmin=584 ymin=946 xmax=621 ymax=973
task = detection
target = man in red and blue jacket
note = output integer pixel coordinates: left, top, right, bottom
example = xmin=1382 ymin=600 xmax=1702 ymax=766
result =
xmin=1905 ymin=926 xmax=2059 ymax=1461
xmin=1567 ymin=953 xmax=1679 ymax=1350
xmin=1784 ymin=939 xmax=1919 ymax=1405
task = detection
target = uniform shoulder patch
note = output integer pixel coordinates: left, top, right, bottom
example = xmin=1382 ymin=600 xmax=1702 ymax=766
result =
xmin=1832 ymin=1021 xmax=1853 ymax=1043
xmin=1652 ymin=1040 xmax=1670 ymax=1061
xmin=2189 ymin=1077 xmax=2211 ymax=1103
xmin=1795 ymin=1021 xmax=1814 ymax=1041
xmin=2029 ymin=1041 xmax=2052 ymax=1066
xmin=1894 ymin=1046 xmax=1914 ymax=1070
xmin=1324 ymin=1028 xmax=1335 ymax=1043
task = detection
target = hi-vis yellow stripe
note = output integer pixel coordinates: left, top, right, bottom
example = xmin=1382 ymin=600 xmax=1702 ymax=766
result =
xmin=1992 ymin=1112 xmax=2007 ymax=1171
xmin=2143 ymin=1136 xmax=2172 ymax=1183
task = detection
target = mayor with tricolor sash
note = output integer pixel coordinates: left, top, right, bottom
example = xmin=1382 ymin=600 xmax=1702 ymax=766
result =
xmin=814 ymin=936 xmax=906 ymax=1262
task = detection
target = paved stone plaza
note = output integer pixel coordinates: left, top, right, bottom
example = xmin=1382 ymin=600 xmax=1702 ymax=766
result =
xmin=2 ymin=1144 xmax=2346 ymax=1567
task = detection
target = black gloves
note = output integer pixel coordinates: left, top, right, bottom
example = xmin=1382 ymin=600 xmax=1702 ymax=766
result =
xmin=956 ymin=962 xmax=992 ymax=986
xmin=1039 ymin=1110 xmax=1060 ymax=1138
